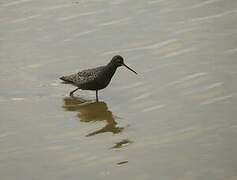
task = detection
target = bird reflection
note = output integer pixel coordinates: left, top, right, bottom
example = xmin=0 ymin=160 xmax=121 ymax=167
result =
xmin=63 ymin=97 xmax=124 ymax=137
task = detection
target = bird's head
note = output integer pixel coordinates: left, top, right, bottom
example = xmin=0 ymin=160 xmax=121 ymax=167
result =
xmin=111 ymin=55 xmax=124 ymax=67
xmin=111 ymin=55 xmax=137 ymax=74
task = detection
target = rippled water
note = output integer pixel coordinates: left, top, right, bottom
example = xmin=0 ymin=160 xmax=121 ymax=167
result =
xmin=1 ymin=0 xmax=237 ymax=179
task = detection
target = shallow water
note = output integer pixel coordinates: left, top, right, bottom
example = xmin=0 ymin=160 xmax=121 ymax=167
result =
xmin=1 ymin=0 xmax=237 ymax=179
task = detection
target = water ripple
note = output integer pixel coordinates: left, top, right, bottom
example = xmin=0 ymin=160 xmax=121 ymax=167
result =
xmin=132 ymin=92 xmax=151 ymax=101
xmin=63 ymin=29 xmax=98 ymax=41
xmin=190 ymin=10 xmax=237 ymax=23
xmin=9 ymin=14 xmax=41 ymax=24
xmin=98 ymin=17 xmax=132 ymax=26
xmin=1 ymin=0 xmax=32 ymax=6
xmin=115 ymin=82 xmax=144 ymax=91
xmin=224 ymin=47 xmax=237 ymax=54
xmin=200 ymin=93 xmax=237 ymax=105
xmin=102 ymin=39 xmax=178 ymax=55
xmin=165 ymin=72 xmax=208 ymax=87
xmin=58 ymin=10 xmax=106 ymax=21
xmin=148 ymin=0 xmax=167 ymax=5
xmin=162 ymin=47 xmax=196 ymax=58
xmin=190 ymin=0 xmax=223 ymax=9
xmin=142 ymin=104 xmax=166 ymax=112
xmin=45 ymin=4 xmax=73 ymax=10
xmin=183 ymin=82 xmax=224 ymax=95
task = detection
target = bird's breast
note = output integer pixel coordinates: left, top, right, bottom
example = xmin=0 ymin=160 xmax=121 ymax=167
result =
xmin=79 ymin=66 xmax=116 ymax=90
xmin=96 ymin=68 xmax=116 ymax=89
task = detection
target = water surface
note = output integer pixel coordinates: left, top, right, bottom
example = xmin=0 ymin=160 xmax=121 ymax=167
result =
xmin=0 ymin=0 xmax=237 ymax=179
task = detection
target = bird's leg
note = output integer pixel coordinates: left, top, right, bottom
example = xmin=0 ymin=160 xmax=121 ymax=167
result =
xmin=96 ymin=90 xmax=99 ymax=102
xmin=70 ymin=87 xmax=80 ymax=96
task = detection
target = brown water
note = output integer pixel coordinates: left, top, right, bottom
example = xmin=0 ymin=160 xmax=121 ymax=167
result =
xmin=1 ymin=0 xmax=237 ymax=179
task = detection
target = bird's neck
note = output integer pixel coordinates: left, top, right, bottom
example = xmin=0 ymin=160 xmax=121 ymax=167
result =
xmin=106 ymin=61 xmax=118 ymax=76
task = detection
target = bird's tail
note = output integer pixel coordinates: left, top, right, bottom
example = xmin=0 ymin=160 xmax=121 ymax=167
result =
xmin=60 ymin=76 xmax=73 ymax=83
xmin=60 ymin=76 xmax=66 ymax=81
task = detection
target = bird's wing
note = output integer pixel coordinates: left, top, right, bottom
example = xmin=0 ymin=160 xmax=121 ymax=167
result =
xmin=60 ymin=66 xmax=104 ymax=85
xmin=77 ymin=67 xmax=105 ymax=84
xmin=77 ymin=69 xmax=95 ymax=77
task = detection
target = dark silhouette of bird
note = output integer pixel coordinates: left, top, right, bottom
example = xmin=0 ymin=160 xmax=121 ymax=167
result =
xmin=60 ymin=55 xmax=137 ymax=101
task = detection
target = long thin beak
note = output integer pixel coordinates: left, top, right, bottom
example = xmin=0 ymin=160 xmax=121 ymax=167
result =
xmin=123 ymin=63 xmax=137 ymax=74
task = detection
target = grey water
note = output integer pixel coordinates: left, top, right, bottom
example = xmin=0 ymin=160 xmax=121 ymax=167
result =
xmin=0 ymin=0 xmax=237 ymax=179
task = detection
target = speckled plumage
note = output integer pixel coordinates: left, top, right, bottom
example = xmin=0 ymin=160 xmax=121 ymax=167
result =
xmin=60 ymin=65 xmax=115 ymax=90
xmin=60 ymin=55 xmax=137 ymax=101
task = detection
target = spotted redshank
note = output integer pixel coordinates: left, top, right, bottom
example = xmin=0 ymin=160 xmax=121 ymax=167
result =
xmin=60 ymin=55 xmax=137 ymax=101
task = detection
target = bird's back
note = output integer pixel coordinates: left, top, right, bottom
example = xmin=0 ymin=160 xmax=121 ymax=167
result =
xmin=60 ymin=65 xmax=115 ymax=90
